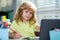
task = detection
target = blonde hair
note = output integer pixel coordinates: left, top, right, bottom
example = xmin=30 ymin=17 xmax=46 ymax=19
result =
xmin=14 ymin=1 xmax=37 ymax=26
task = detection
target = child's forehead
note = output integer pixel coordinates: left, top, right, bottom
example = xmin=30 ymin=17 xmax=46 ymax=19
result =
xmin=23 ymin=8 xmax=34 ymax=12
xmin=27 ymin=7 xmax=34 ymax=11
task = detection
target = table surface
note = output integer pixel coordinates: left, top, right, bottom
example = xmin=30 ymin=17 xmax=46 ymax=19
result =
xmin=9 ymin=37 xmax=40 ymax=40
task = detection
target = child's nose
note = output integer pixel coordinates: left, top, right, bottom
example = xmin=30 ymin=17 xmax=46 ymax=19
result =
xmin=27 ymin=12 xmax=30 ymax=15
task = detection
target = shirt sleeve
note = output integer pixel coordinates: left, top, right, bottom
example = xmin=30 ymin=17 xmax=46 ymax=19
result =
xmin=9 ymin=20 xmax=18 ymax=33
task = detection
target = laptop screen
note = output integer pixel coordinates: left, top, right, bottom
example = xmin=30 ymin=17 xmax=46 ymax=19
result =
xmin=40 ymin=19 xmax=60 ymax=40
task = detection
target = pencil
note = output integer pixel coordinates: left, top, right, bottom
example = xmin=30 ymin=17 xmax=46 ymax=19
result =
xmin=9 ymin=27 xmax=20 ymax=35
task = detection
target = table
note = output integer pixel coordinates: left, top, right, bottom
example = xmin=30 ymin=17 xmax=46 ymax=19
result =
xmin=9 ymin=37 xmax=40 ymax=40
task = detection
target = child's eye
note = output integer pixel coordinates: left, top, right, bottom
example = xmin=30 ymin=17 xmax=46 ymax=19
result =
xmin=25 ymin=11 xmax=28 ymax=13
xmin=30 ymin=12 xmax=32 ymax=14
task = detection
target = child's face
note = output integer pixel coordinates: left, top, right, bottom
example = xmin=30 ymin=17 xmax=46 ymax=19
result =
xmin=22 ymin=9 xmax=33 ymax=21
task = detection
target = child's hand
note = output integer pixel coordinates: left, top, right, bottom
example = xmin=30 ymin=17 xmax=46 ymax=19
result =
xmin=14 ymin=33 xmax=22 ymax=39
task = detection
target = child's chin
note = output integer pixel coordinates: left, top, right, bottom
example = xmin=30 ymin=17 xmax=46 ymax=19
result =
xmin=25 ymin=18 xmax=30 ymax=21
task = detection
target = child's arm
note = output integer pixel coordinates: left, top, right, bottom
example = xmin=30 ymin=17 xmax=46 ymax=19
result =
xmin=9 ymin=27 xmax=19 ymax=33
xmin=9 ymin=27 xmax=22 ymax=39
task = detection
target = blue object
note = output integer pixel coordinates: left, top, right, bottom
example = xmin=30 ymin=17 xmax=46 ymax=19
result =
xmin=49 ymin=30 xmax=60 ymax=40
xmin=0 ymin=28 xmax=9 ymax=40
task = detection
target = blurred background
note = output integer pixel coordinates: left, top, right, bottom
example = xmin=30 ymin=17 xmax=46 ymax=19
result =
xmin=0 ymin=0 xmax=60 ymax=25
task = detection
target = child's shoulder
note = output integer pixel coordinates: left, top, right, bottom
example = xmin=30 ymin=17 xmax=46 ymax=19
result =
xmin=12 ymin=20 xmax=16 ymax=23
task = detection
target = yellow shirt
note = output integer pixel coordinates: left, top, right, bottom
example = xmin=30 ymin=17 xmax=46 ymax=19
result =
xmin=10 ymin=20 xmax=37 ymax=37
